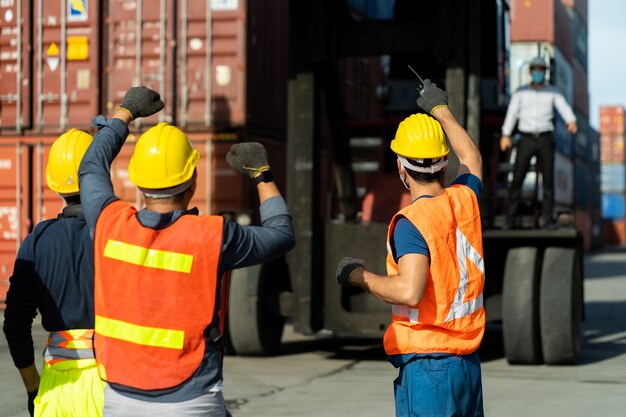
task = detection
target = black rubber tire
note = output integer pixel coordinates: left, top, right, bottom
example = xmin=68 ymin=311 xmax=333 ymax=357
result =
xmin=226 ymin=261 xmax=286 ymax=356
xmin=540 ymin=247 xmax=582 ymax=365
xmin=502 ymin=247 xmax=542 ymax=364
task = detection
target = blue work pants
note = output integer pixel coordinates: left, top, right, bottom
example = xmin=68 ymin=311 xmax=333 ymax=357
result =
xmin=393 ymin=352 xmax=484 ymax=417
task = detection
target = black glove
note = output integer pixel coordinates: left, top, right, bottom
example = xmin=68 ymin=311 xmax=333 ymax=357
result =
xmin=416 ymin=79 xmax=448 ymax=115
xmin=27 ymin=389 xmax=38 ymax=417
xmin=119 ymin=87 xmax=165 ymax=120
xmin=336 ymin=257 xmax=365 ymax=286
xmin=226 ymin=142 xmax=271 ymax=178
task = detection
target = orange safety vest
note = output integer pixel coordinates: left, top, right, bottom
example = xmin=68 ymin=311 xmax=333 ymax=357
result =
xmin=93 ymin=200 xmax=224 ymax=391
xmin=383 ymin=185 xmax=485 ymax=356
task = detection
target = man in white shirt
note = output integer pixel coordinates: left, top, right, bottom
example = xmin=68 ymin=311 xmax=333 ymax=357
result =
xmin=500 ymin=56 xmax=577 ymax=229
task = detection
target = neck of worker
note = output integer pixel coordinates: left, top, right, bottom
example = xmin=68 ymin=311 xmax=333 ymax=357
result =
xmin=531 ymin=81 xmax=544 ymax=90
xmin=406 ymin=175 xmax=445 ymax=201
xmin=145 ymin=200 xmax=189 ymax=213
xmin=144 ymin=187 xmax=194 ymax=213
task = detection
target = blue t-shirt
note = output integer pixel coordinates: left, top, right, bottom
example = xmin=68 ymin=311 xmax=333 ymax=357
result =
xmin=392 ymin=174 xmax=482 ymax=261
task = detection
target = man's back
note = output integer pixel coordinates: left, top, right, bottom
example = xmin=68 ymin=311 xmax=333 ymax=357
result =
xmin=4 ymin=211 xmax=94 ymax=347
xmin=27 ymin=214 xmax=94 ymax=329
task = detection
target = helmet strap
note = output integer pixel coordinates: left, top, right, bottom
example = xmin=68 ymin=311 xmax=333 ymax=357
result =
xmin=140 ymin=178 xmax=194 ymax=198
xmin=397 ymin=155 xmax=448 ymax=174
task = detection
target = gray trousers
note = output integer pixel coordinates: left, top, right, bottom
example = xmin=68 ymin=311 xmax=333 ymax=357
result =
xmin=103 ymin=384 xmax=228 ymax=417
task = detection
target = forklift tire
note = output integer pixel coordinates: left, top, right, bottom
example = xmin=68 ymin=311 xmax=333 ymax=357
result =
xmin=540 ymin=247 xmax=582 ymax=365
xmin=226 ymin=263 xmax=286 ymax=356
xmin=502 ymin=247 xmax=542 ymax=364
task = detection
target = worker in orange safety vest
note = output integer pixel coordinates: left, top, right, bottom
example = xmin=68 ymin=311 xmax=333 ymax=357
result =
xmin=78 ymin=86 xmax=295 ymax=417
xmin=336 ymin=79 xmax=485 ymax=417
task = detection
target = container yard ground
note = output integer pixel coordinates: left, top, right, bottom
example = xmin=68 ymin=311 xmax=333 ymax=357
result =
xmin=2 ymin=247 xmax=626 ymax=417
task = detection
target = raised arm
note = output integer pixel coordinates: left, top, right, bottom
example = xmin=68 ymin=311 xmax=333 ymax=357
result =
xmin=416 ymin=80 xmax=483 ymax=181
xmin=78 ymin=87 xmax=164 ymax=236
xmin=219 ymin=143 xmax=295 ymax=270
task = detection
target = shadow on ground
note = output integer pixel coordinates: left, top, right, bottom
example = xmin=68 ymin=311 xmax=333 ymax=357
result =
xmin=266 ymin=323 xmax=506 ymax=363
xmin=584 ymin=246 xmax=626 ymax=279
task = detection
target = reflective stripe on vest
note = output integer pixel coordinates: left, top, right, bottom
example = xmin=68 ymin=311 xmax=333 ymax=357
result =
xmin=447 ymin=229 xmax=484 ymax=322
xmin=104 ymin=240 xmax=193 ymax=274
xmin=384 ymin=185 xmax=485 ymax=356
xmin=44 ymin=329 xmax=95 ymax=365
xmin=94 ymin=200 xmax=223 ymax=391
xmin=95 ymin=315 xmax=184 ymax=350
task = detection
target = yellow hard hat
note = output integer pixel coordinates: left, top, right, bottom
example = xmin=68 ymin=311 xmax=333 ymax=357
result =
xmin=390 ymin=113 xmax=449 ymax=159
xmin=128 ymin=122 xmax=200 ymax=190
xmin=46 ymin=129 xmax=93 ymax=195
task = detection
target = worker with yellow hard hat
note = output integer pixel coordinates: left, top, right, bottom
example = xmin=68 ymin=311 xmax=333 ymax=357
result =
xmin=78 ymin=87 xmax=294 ymax=416
xmin=4 ymin=129 xmax=105 ymax=417
xmin=336 ymin=80 xmax=486 ymax=417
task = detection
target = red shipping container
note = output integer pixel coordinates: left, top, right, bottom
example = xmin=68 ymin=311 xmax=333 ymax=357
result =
xmin=600 ymin=135 xmax=625 ymax=164
xmin=0 ymin=142 xmax=30 ymax=306
xmin=0 ymin=0 xmax=101 ymax=134
xmin=1 ymin=0 xmax=290 ymax=135
xmin=603 ymin=219 xmax=626 ymax=246
xmin=600 ymin=106 xmax=626 ymax=135
xmin=104 ymin=0 xmax=247 ymax=130
xmin=510 ymin=0 xmax=573 ymax=60
xmin=0 ymin=0 xmax=30 ymax=132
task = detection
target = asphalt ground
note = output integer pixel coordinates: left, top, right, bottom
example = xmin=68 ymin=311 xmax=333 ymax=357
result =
xmin=2 ymin=247 xmax=626 ymax=416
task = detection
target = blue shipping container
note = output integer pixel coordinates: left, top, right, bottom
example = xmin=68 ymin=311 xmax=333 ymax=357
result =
xmin=602 ymin=193 xmax=626 ymax=220
xmin=588 ymin=125 xmax=600 ymax=167
xmin=601 ymin=163 xmax=626 ymax=193
xmin=576 ymin=160 xmax=601 ymax=210
xmin=574 ymin=112 xmax=590 ymax=160
xmin=575 ymin=161 xmax=591 ymax=209
xmin=554 ymin=113 xmax=573 ymax=157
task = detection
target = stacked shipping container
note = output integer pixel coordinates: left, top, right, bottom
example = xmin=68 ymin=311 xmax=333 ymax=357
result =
xmin=0 ymin=0 xmax=292 ymax=306
xmin=600 ymin=106 xmax=626 ymax=245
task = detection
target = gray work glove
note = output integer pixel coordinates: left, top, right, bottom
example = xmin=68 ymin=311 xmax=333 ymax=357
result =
xmin=416 ymin=79 xmax=448 ymax=115
xmin=119 ymin=87 xmax=165 ymax=120
xmin=226 ymin=142 xmax=271 ymax=178
xmin=336 ymin=257 xmax=365 ymax=286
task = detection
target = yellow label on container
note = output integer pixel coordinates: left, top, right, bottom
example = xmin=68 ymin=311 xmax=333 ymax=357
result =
xmin=67 ymin=36 xmax=89 ymax=60
xmin=47 ymin=42 xmax=59 ymax=56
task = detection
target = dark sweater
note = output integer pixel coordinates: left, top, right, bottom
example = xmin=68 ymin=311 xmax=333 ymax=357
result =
xmin=3 ymin=206 xmax=94 ymax=368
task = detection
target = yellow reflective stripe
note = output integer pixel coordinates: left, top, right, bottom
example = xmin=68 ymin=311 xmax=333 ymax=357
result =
xmin=96 ymin=315 xmax=184 ymax=350
xmin=104 ymin=239 xmax=193 ymax=274
xmin=63 ymin=329 xmax=94 ymax=339
xmin=64 ymin=340 xmax=92 ymax=349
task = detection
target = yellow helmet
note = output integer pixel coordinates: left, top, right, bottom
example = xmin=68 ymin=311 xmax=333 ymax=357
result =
xmin=390 ymin=113 xmax=449 ymax=159
xmin=46 ymin=129 xmax=93 ymax=195
xmin=128 ymin=122 xmax=200 ymax=191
